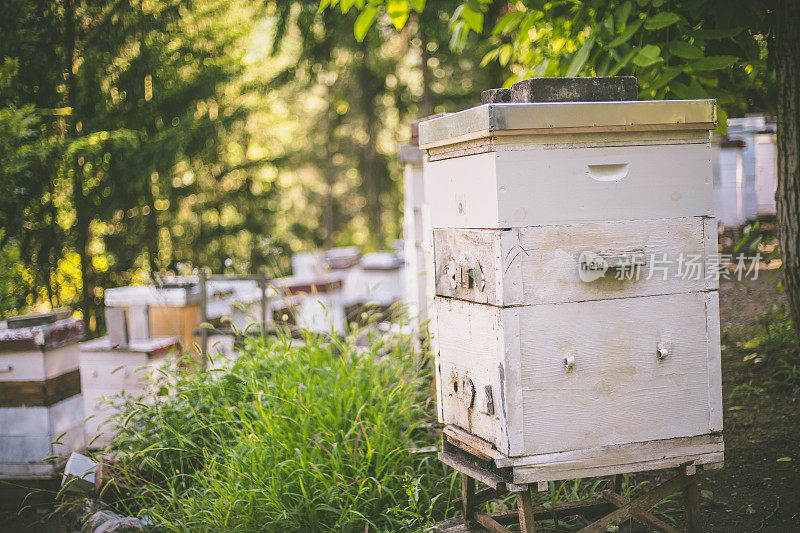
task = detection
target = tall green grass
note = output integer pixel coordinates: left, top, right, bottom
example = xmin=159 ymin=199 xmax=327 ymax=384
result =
xmin=106 ymin=327 xmax=457 ymax=532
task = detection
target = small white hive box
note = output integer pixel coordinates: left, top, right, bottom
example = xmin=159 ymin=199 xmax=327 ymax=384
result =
xmin=419 ymin=77 xmax=723 ymax=485
xmin=0 ymin=311 xmax=86 ymax=478
xmin=400 ymin=138 xmax=433 ymax=331
xmin=753 ymin=132 xmax=777 ymax=216
xmin=270 ymin=275 xmax=347 ymax=334
xmin=713 ymin=136 xmax=747 ymax=228
xmin=79 ymin=320 xmax=178 ymax=449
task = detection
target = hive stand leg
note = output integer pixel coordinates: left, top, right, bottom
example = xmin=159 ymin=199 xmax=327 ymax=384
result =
xmin=683 ymin=470 xmax=702 ymax=533
xmin=610 ymin=474 xmax=623 ymax=494
xmin=516 ymin=489 xmax=537 ymax=533
xmin=461 ymin=473 xmax=476 ymax=523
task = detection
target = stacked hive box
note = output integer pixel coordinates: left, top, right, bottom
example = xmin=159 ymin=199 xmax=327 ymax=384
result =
xmin=79 ymin=335 xmax=178 ymax=448
xmin=419 ymin=79 xmax=724 ymax=484
xmin=0 ymin=312 xmax=85 ymax=478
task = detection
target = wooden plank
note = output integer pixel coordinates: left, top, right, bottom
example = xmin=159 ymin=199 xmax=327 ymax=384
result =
xmin=577 ymin=473 xmax=692 ymax=533
xmin=683 ymin=475 xmax=703 ymax=532
xmin=516 ymin=490 xmax=536 ymax=533
xmin=475 ymin=513 xmax=513 ymax=533
xmin=438 ymin=451 xmax=507 ymax=490
xmin=434 ymin=218 xmax=712 ymax=306
xmin=512 ymin=452 xmax=723 ymax=485
xmin=495 ymin=434 xmax=723 ymax=468
xmin=419 ymin=122 xmax=716 ymax=151
xmin=426 ymin=143 xmax=713 ymax=229
xmin=706 ymin=292 xmax=724 ymax=432
xmin=453 ymin=486 xmax=500 ymax=508
xmin=602 ymin=490 xmax=682 ymax=533
xmin=0 ymin=369 xmax=81 ymax=408
xmin=461 ymin=474 xmax=476 ymax=522
xmin=445 ymin=425 xmax=504 ymax=461
xmin=426 ymin=130 xmax=710 ymax=161
xmin=516 ymin=292 xmax=714 ymax=456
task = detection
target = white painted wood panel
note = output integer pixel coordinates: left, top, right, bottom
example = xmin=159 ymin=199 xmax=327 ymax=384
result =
xmin=434 ymin=298 xmax=507 ymax=452
xmin=435 ymin=292 xmax=720 ymax=458
xmin=754 ymin=134 xmax=777 ymax=216
xmin=49 ymin=394 xmax=86 ymax=435
xmin=435 ymin=218 xmax=715 ymax=306
xmin=0 ymin=407 xmax=48 ymax=436
xmin=0 ymin=396 xmax=84 ymax=437
xmin=83 ymin=387 xmax=147 ymax=447
xmin=713 ymin=144 xmax=746 ymax=227
xmin=515 ymin=292 xmax=714 ymax=456
xmin=425 ymin=151 xmax=500 ymax=228
xmin=706 ymin=291 xmax=723 ymax=432
xmin=79 ymin=351 xmax=155 ymax=389
xmin=0 ymin=351 xmax=44 ymax=381
xmin=0 ymin=343 xmax=79 ymax=381
xmin=43 ymin=344 xmax=80 ymax=379
xmin=426 ymin=143 xmax=713 ymax=229
xmin=0 ymin=423 xmax=84 ymax=463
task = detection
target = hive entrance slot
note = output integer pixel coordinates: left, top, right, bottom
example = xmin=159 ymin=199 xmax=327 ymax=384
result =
xmin=586 ymin=163 xmax=629 ymax=182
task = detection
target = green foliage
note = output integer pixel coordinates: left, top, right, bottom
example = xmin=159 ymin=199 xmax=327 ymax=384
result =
xmin=104 ymin=328 xmax=455 ymax=532
xmin=325 ymin=0 xmax=776 ymax=133
xmin=745 ymin=304 xmax=795 ymax=353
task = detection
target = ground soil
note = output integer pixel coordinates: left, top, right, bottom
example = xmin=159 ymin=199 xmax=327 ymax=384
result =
xmin=696 ymin=273 xmax=800 ymax=532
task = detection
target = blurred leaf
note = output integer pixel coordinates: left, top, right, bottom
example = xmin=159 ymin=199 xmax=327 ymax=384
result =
xmin=670 ymin=41 xmax=704 ymax=59
xmin=607 ymin=19 xmax=642 ymax=48
xmin=692 ymin=55 xmax=737 ymax=71
xmin=460 ymin=4 xmax=485 ymax=34
xmin=650 ymin=66 xmax=683 ymax=90
xmin=493 ymin=10 xmax=525 ymax=35
xmin=386 ymin=0 xmax=410 ymax=30
xmin=633 ymin=44 xmax=662 ymax=67
xmin=498 ymin=44 xmax=513 ymax=66
xmin=693 ymin=27 xmax=742 ymax=39
xmin=565 ymin=35 xmax=596 ymax=77
xmin=608 ymin=48 xmax=637 ymax=75
xmin=409 ymin=0 xmax=425 ymax=11
xmin=644 ymin=12 xmax=680 ymax=30
xmin=354 ymin=6 xmax=379 ymax=41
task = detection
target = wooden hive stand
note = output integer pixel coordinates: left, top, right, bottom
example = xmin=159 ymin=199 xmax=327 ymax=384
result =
xmin=433 ymin=434 xmax=705 ymax=533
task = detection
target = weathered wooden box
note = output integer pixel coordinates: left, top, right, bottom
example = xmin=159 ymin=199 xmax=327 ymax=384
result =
xmin=79 ymin=336 xmax=178 ymax=448
xmin=0 ymin=313 xmax=86 ymax=478
xmin=419 ymin=96 xmax=724 ymax=483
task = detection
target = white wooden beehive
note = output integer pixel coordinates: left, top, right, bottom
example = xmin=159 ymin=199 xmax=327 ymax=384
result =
xmin=754 ymin=133 xmax=777 ymax=216
xmin=400 ymin=142 xmax=432 ymax=330
xmin=79 ymin=336 xmax=178 ymax=448
xmin=0 ymin=314 xmax=86 ymax=478
xmin=419 ymin=93 xmax=724 ymax=483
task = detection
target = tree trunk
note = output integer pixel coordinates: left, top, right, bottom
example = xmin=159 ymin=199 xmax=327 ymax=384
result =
xmin=358 ymin=40 xmax=383 ymax=247
xmin=774 ymin=0 xmax=800 ymax=345
xmin=419 ymin=28 xmax=434 ymax=117
xmin=64 ymin=0 xmax=94 ymax=333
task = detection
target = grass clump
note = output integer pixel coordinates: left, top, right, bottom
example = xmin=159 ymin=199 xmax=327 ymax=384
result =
xmin=104 ymin=327 xmax=456 ymax=532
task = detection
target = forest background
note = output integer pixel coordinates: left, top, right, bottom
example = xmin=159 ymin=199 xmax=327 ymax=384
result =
xmin=0 ymin=0 xmax=775 ymax=335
